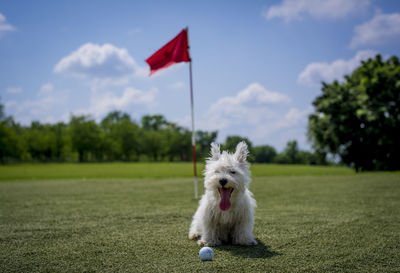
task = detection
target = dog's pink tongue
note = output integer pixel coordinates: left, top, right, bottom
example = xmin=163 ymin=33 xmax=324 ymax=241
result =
xmin=219 ymin=188 xmax=231 ymax=211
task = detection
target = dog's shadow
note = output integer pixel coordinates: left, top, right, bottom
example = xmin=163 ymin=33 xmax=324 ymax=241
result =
xmin=215 ymin=239 xmax=280 ymax=259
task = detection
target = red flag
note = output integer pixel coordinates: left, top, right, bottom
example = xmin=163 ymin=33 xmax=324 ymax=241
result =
xmin=146 ymin=29 xmax=191 ymax=75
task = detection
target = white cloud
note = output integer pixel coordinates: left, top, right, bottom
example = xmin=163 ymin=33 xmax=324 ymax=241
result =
xmin=350 ymin=12 xmax=400 ymax=48
xmin=298 ymin=50 xmax=377 ymax=87
xmin=251 ymin=106 xmax=312 ymax=145
xmin=0 ymin=12 xmax=16 ymax=37
xmin=174 ymin=83 xmax=312 ymax=148
xmin=5 ymin=87 xmax=22 ymax=94
xmin=236 ymin=82 xmax=291 ymax=104
xmin=177 ymin=103 xmax=311 ymax=149
xmin=208 ymin=82 xmax=290 ymax=113
xmin=180 ymin=83 xmax=309 ymax=139
xmin=275 ymin=106 xmax=312 ymax=131
xmin=264 ymin=0 xmax=370 ymax=22
xmin=204 ymin=83 xmax=290 ymax=129
xmin=5 ymin=83 xmax=67 ymax=125
xmin=54 ymin=43 xmax=147 ymax=81
xmin=77 ymin=87 xmax=158 ymax=119
xmin=5 ymin=82 xmax=157 ymax=124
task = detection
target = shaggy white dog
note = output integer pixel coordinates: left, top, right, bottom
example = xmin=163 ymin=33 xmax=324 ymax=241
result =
xmin=189 ymin=141 xmax=257 ymax=246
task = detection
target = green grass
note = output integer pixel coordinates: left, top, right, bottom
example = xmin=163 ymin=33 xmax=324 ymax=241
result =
xmin=251 ymin=163 xmax=355 ymax=176
xmin=0 ymin=162 xmax=355 ymax=181
xmin=1 ymin=171 xmax=399 ymax=272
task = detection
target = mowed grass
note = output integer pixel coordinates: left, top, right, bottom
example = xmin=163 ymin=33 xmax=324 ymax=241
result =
xmin=0 ymin=165 xmax=399 ymax=272
xmin=0 ymin=162 xmax=355 ymax=180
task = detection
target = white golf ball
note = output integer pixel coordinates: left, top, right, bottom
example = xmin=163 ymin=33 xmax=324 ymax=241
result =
xmin=199 ymin=247 xmax=214 ymax=261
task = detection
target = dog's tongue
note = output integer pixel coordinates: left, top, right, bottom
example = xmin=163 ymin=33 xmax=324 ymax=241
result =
xmin=219 ymin=188 xmax=231 ymax=211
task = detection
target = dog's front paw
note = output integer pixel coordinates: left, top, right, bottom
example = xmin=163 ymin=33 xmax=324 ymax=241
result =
xmin=189 ymin=232 xmax=201 ymax=240
xmin=197 ymin=239 xmax=221 ymax=247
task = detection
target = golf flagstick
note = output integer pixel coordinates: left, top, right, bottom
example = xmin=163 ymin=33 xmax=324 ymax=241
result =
xmin=187 ymin=27 xmax=198 ymax=199
xmin=145 ymin=27 xmax=198 ymax=199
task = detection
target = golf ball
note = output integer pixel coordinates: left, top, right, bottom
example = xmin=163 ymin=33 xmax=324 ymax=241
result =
xmin=199 ymin=247 xmax=214 ymax=261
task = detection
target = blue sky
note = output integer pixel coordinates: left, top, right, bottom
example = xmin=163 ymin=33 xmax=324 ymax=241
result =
xmin=1 ymin=0 xmax=400 ymax=151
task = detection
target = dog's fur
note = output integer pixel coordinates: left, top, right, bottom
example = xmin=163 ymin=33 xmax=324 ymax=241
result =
xmin=189 ymin=141 xmax=257 ymax=246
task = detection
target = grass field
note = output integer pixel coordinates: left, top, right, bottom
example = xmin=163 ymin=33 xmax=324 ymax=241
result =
xmin=0 ymin=162 xmax=355 ymax=180
xmin=1 ymin=164 xmax=399 ymax=272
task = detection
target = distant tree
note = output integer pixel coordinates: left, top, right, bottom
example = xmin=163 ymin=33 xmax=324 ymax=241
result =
xmin=308 ymin=55 xmax=400 ymax=171
xmin=252 ymin=145 xmax=277 ymax=163
xmin=273 ymin=153 xmax=290 ymax=164
xmin=0 ymin=102 xmax=5 ymax=121
xmin=222 ymin=136 xmax=254 ymax=162
xmin=101 ymin=111 xmax=140 ymax=161
xmin=223 ymin=136 xmax=253 ymax=153
xmin=0 ymin=103 xmax=224 ymax=163
xmin=273 ymin=140 xmax=298 ymax=164
xmin=297 ymin=150 xmax=317 ymax=165
xmin=141 ymin=115 xmax=167 ymax=131
xmin=119 ymin=118 xmax=140 ymax=161
xmin=24 ymin=122 xmax=63 ymax=161
xmin=52 ymin=123 xmax=67 ymax=161
xmin=285 ymin=140 xmax=299 ymax=164
xmin=163 ymin=123 xmax=191 ymax=161
xmin=0 ymin=116 xmax=24 ymax=163
xmin=274 ymin=140 xmax=325 ymax=165
xmin=196 ymin=130 xmax=218 ymax=161
xmin=140 ymin=115 xmax=168 ymax=161
xmin=69 ymin=115 xmax=103 ymax=162
xmin=141 ymin=130 xmax=164 ymax=161
xmin=312 ymin=150 xmax=328 ymax=165
xmin=0 ymin=101 xmax=27 ymax=163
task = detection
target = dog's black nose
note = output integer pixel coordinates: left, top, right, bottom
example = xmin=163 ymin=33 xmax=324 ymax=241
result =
xmin=219 ymin=178 xmax=228 ymax=187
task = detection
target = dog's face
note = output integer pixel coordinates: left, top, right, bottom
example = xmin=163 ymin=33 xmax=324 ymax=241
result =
xmin=203 ymin=141 xmax=251 ymax=211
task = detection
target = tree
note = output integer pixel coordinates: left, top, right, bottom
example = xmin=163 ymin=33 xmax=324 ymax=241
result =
xmin=297 ymin=151 xmax=317 ymax=165
xmin=24 ymin=122 xmax=56 ymax=161
xmin=0 ymin=118 xmax=25 ymax=163
xmin=308 ymin=55 xmax=400 ymax=171
xmin=223 ymin=136 xmax=253 ymax=153
xmin=69 ymin=115 xmax=103 ymax=162
xmin=119 ymin=118 xmax=140 ymax=161
xmin=52 ymin=122 xmax=68 ymax=161
xmin=101 ymin=111 xmax=140 ymax=161
xmin=0 ymin=103 xmax=223 ymax=163
xmin=0 ymin=102 xmax=5 ymax=121
xmin=222 ymin=136 xmax=254 ymax=162
xmin=273 ymin=140 xmax=299 ymax=164
xmin=252 ymin=145 xmax=277 ymax=163
xmin=141 ymin=115 xmax=167 ymax=131
xmin=284 ymin=140 xmax=299 ymax=164
xmin=140 ymin=115 xmax=168 ymax=161
xmin=162 ymin=123 xmax=191 ymax=161
xmin=196 ymin=130 xmax=218 ymax=161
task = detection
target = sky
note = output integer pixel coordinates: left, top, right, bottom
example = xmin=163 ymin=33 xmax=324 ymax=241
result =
xmin=1 ymin=0 xmax=400 ymax=151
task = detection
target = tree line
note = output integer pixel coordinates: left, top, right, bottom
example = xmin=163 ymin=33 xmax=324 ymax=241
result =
xmin=0 ymin=106 xmax=323 ymax=165
xmin=3 ymin=54 xmax=397 ymax=171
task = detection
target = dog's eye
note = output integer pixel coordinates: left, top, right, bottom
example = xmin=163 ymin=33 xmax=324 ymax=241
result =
xmin=230 ymin=170 xmax=236 ymax=174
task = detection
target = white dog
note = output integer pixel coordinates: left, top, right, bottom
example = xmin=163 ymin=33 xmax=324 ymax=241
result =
xmin=189 ymin=141 xmax=257 ymax=246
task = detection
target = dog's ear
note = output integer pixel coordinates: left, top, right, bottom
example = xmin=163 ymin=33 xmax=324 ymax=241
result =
xmin=210 ymin=142 xmax=221 ymax=160
xmin=234 ymin=141 xmax=249 ymax=162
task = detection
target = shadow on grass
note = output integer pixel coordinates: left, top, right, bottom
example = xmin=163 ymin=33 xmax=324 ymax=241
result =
xmin=215 ymin=239 xmax=280 ymax=259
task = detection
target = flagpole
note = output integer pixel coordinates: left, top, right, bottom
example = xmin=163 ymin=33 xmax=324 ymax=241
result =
xmin=187 ymin=27 xmax=198 ymax=199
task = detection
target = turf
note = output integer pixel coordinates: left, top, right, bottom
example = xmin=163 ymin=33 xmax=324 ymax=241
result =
xmin=0 ymin=162 xmax=355 ymax=181
xmin=1 ymin=173 xmax=399 ymax=272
